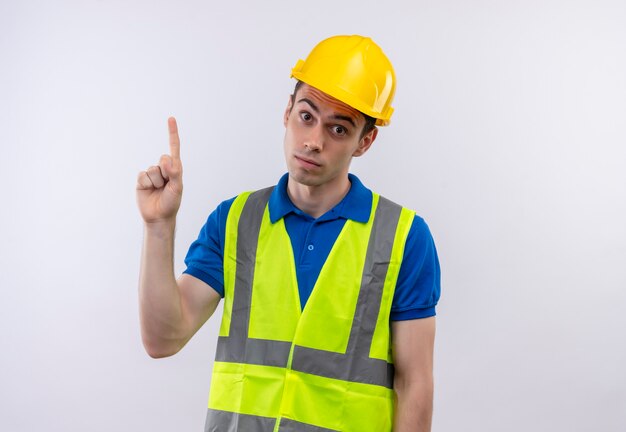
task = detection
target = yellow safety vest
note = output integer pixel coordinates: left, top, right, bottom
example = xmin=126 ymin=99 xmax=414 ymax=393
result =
xmin=205 ymin=186 xmax=415 ymax=432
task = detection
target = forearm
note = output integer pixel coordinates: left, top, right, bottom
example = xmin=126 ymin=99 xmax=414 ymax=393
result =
xmin=393 ymin=376 xmax=433 ymax=432
xmin=139 ymin=219 xmax=186 ymax=357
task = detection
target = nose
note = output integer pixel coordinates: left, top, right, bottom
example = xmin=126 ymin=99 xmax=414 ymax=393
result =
xmin=304 ymin=124 xmax=323 ymax=152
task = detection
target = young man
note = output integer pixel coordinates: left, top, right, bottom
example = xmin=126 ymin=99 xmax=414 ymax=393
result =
xmin=137 ymin=35 xmax=440 ymax=432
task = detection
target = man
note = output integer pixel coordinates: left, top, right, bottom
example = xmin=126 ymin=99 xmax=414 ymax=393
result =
xmin=137 ymin=35 xmax=440 ymax=432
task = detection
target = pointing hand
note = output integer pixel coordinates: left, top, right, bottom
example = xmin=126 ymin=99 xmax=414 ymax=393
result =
xmin=136 ymin=117 xmax=184 ymax=224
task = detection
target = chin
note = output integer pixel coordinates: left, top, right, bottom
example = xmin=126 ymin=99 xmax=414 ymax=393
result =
xmin=288 ymin=170 xmax=325 ymax=187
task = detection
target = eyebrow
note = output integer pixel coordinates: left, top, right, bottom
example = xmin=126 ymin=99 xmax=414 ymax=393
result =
xmin=297 ymin=97 xmax=357 ymax=128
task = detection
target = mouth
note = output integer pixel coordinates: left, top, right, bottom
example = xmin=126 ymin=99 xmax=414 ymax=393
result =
xmin=294 ymin=155 xmax=322 ymax=168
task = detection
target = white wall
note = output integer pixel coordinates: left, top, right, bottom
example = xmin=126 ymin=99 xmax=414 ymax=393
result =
xmin=1 ymin=1 xmax=625 ymax=431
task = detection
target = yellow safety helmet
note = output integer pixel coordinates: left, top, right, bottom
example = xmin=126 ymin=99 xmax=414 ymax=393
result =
xmin=291 ymin=35 xmax=396 ymax=126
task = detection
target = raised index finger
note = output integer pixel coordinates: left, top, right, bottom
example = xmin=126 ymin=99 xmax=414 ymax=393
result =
xmin=168 ymin=116 xmax=181 ymax=160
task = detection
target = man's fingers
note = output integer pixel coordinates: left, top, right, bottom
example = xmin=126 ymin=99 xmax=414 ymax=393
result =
xmin=136 ymin=171 xmax=154 ymax=190
xmin=146 ymin=165 xmax=166 ymax=188
xmin=168 ymin=117 xmax=181 ymax=160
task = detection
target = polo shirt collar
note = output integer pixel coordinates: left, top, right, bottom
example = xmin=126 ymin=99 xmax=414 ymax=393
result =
xmin=268 ymin=173 xmax=372 ymax=223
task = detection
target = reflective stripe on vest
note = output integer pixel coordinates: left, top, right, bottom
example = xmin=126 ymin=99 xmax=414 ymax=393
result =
xmin=206 ymin=186 xmax=414 ymax=432
xmin=205 ymin=409 xmax=338 ymax=432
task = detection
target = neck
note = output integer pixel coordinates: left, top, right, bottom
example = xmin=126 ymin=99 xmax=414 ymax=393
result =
xmin=287 ymin=175 xmax=351 ymax=219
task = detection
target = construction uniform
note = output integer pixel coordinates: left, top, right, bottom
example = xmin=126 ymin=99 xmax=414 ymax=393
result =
xmin=184 ymin=173 xmax=440 ymax=431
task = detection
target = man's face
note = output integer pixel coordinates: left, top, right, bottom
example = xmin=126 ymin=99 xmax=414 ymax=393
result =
xmin=283 ymin=84 xmax=377 ymax=189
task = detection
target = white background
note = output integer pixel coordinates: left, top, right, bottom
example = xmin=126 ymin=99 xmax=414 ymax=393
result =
xmin=2 ymin=0 xmax=625 ymax=431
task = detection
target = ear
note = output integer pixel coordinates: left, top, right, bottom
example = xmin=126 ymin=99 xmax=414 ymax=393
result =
xmin=353 ymin=127 xmax=378 ymax=157
xmin=284 ymin=96 xmax=294 ymax=127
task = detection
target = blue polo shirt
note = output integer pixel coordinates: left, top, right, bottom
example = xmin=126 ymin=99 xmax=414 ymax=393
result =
xmin=184 ymin=174 xmax=440 ymax=321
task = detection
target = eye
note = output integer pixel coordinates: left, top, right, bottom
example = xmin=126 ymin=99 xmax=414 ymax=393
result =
xmin=300 ymin=111 xmax=313 ymax=122
xmin=332 ymin=125 xmax=347 ymax=136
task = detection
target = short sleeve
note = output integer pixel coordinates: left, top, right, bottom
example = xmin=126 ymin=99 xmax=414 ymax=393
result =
xmin=183 ymin=197 xmax=236 ymax=297
xmin=390 ymin=215 xmax=441 ymax=321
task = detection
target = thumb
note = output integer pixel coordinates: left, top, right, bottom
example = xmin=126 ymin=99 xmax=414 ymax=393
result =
xmin=159 ymin=154 xmax=183 ymax=186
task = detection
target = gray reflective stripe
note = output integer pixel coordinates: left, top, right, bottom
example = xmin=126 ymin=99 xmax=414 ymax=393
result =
xmin=214 ymin=187 xmax=294 ymax=368
xmin=279 ymin=418 xmax=339 ymax=432
xmin=205 ymin=409 xmax=275 ymax=432
xmin=290 ymin=346 xmax=394 ymax=388
xmin=215 ymin=336 xmax=291 ymax=368
xmin=291 ymin=196 xmax=402 ymax=388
